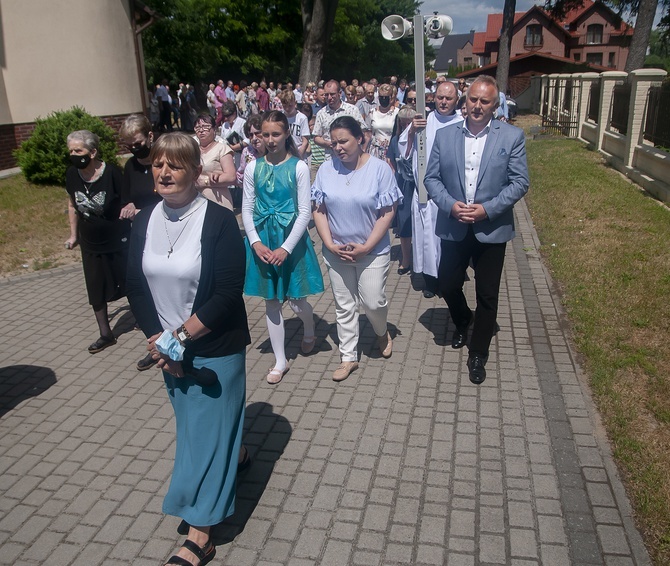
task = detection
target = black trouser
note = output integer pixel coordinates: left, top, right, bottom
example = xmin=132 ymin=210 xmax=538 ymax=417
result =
xmin=438 ymin=227 xmax=506 ymax=358
xmin=159 ymin=101 xmax=172 ymax=131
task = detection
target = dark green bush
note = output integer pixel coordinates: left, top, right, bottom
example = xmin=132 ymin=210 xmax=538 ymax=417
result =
xmin=14 ymin=107 xmax=119 ymax=186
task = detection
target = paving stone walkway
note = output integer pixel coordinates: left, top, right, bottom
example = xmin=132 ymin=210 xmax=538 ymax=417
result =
xmin=0 ymin=201 xmax=650 ymax=565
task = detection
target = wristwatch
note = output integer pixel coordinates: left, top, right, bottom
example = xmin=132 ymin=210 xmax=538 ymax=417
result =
xmin=176 ymin=324 xmax=193 ymax=345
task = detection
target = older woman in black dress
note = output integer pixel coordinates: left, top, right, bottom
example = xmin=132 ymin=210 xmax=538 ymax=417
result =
xmin=65 ymin=130 xmax=130 ymax=353
xmin=126 ymin=132 xmax=250 ymax=566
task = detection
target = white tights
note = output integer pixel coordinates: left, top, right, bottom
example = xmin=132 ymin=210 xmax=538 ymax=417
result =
xmin=265 ymin=298 xmax=315 ymax=371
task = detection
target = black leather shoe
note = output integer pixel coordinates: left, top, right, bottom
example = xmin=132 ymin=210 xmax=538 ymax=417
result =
xmin=467 ymin=355 xmax=487 ymax=385
xmin=451 ymin=312 xmax=473 ymax=349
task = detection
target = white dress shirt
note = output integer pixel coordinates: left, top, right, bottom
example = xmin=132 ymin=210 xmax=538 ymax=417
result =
xmin=463 ymin=120 xmax=492 ymax=205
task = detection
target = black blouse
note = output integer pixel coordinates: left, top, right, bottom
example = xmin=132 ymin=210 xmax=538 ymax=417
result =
xmin=65 ymin=164 xmax=130 ymax=254
xmin=122 ymin=157 xmax=163 ymax=210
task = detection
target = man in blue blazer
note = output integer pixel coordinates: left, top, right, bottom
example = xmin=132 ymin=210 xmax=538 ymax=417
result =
xmin=425 ymin=75 xmax=529 ymax=384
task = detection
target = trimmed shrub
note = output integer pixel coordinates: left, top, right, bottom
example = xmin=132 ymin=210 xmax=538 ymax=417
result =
xmin=14 ymin=107 xmax=119 ymax=186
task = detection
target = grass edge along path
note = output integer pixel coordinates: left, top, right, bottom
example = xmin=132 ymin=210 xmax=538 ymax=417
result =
xmin=525 ymin=138 xmax=670 ymax=565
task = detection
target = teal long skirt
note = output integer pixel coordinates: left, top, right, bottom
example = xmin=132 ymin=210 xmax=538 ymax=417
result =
xmin=162 ymin=350 xmax=246 ymax=526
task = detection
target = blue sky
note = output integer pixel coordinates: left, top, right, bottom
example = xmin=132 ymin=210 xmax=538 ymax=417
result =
xmin=416 ymin=0 xmax=665 ymax=36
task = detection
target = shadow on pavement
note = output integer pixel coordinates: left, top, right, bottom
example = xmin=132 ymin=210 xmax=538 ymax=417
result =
xmin=256 ymin=314 xmax=334 ymax=359
xmin=418 ymin=307 xmax=452 ymax=347
xmin=109 ymin=304 xmax=137 ymax=339
xmin=0 ymin=365 xmax=57 ymax=418
xmin=213 ymin=401 xmax=292 ymax=545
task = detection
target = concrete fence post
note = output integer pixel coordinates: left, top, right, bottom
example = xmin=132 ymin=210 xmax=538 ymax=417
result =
xmin=595 ymin=71 xmax=627 ymax=152
xmin=576 ymin=73 xmax=601 ymax=142
xmin=623 ymin=68 xmax=668 ymax=168
xmin=538 ymin=75 xmax=548 ymax=116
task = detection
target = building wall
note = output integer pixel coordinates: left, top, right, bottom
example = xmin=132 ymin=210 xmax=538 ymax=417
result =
xmin=510 ymin=17 xmax=566 ymax=59
xmin=0 ymin=0 xmax=144 ymax=168
xmin=569 ymin=10 xmax=629 ymax=70
xmin=457 ymin=42 xmax=475 ymax=68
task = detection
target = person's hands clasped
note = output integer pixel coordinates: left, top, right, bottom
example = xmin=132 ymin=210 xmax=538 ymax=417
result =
xmin=119 ymin=203 xmax=137 ymax=220
xmin=451 ymin=201 xmax=488 ymax=224
xmin=210 ymin=171 xmax=224 ymax=185
xmin=329 ymin=242 xmax=368 ymax=262
xmin=252 ymin=242 xmax=288 ymax=266
xmin=147 ymin=332 xmax=185 ymax=377
xmin=269 ymin=247 xmax=288 ymax=266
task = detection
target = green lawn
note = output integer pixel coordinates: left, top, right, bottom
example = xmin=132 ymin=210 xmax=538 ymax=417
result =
xmin=0 ymin=174 xmax=74 ymax=274
xmin=525 ymin=138 xmax=670 ymax=564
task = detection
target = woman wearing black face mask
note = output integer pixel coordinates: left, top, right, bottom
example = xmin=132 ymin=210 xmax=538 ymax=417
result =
xmin=119 ymin=114 xmax=163 ymax=370
xmin=368 ymin=83 xmax=399 ymax=160
xmin=65 ymin=129 xmax=131 ymax=354
xmin=119 ymin=114 xmax=162 ymax=222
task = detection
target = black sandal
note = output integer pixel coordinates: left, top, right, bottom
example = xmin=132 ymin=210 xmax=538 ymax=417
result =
xmin=238 ymin=445 xmax=252 ymax=474
xmin=165 ymin=539 xmax=215 ymax=566
xmin=88 ymin=335 xmax=117 ymax=354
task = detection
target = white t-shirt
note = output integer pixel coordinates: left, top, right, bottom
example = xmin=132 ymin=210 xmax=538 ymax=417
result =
xmin=311 ymin=156 xmax=402 ymax=256
xmin=143 ymin=196 xmax=207 ymax=331
xmin=287 ymin=111 xmax=310 ymax=150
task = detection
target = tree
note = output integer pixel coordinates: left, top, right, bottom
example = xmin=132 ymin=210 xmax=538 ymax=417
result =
xmin=299 ymin=0 xmax=340 ymax=85
xmin=320 ymin=0 xmax=427 ymax=81
xmin=496 ymin=0 xmax=517 ymax=94
xmin=142 ymin=0 xmax=302 ymax=85
xmin=545 ymin=0 xmax=670 ymax=72
xmin=622 ymin=0 xmax=660 ymax=71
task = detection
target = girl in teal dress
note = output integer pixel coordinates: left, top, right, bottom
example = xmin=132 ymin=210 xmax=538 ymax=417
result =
xmin=242 ymin=111 xmax=324 ymax=384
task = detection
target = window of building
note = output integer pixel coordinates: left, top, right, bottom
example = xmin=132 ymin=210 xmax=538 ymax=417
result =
xmin=586 ymin=52 xmax=603 ymax=66
xmin=608 ymin=52 xmax=615 ymax=67
xmin=586 ymin=24 xmax=603 ymax=44
xmin=464 ymin=57 xmax=473 ymax=65
xmin=525 ymin=24 xmax=543 ymax=46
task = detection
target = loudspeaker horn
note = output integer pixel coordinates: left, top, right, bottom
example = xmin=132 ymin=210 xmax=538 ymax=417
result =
xmin=424 ymin=14 xmax=453 ymax=39
xmin=381 ymin=15 xmax=413 ymax=41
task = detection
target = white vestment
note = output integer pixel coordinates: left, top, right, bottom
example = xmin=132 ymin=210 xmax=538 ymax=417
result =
xmin=397 ymin=111 xmax=464 ymax=278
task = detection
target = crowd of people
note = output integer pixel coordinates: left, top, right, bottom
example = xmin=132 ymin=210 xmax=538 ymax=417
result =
xmin=64 ymin=73 xmax=527 ymax=566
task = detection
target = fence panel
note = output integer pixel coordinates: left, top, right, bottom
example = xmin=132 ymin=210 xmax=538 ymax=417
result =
xmin=610 ymin=82 xmax=631 ymax=135
xmin=643 ymin=84 xmax=670 ymax=150
xmin=541 ymin=80 xmax=581 ymax=137
xmin=587 ymin=81 xmax=600 ymax=123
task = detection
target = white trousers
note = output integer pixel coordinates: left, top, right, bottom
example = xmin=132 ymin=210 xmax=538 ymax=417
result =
xmin=323 ymin=249 xmax=390 ymax=362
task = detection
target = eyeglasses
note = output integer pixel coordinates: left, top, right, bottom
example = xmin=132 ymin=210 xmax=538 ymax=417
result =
xmin=249 ymin=130 xmax=263 ymax=138
xmin=194 ymin=125 xmax=213 ymax=132
xmin=406 ymin=97 xmax=416 ymax=103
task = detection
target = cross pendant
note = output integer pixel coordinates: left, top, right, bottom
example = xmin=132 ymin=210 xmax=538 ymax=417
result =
xmin=167 ymin=248 xmax=173 ymax=258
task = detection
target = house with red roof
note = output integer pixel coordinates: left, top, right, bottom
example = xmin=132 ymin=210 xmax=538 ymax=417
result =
xmin=457 ymin=0 xmax=632 ymax=99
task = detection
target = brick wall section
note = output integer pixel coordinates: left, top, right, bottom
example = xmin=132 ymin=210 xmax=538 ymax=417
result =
xmin=0 ymin=113 xmax=135 ymax=171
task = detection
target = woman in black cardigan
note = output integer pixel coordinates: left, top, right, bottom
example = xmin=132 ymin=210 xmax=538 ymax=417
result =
xmin=126 ymin=132 xmax=250 ymax=566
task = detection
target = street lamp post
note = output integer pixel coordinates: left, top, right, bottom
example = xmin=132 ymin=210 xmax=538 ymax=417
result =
xmin=381 ymin=13 xmax=453 ymax=203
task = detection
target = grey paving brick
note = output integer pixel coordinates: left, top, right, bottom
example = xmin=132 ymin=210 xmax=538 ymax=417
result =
xmin=0 ymin=207 xmax=651 ymax=566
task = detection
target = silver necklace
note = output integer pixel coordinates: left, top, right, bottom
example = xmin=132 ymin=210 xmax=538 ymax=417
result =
xmin=162 ymin=198 xmax=204 ymax=258
xmin=345 ymin=166 xmax=360 ymax=186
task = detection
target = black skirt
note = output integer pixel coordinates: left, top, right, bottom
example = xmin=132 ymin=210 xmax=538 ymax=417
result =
xmin=81 ymin=248 xmax=128 ymax=306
